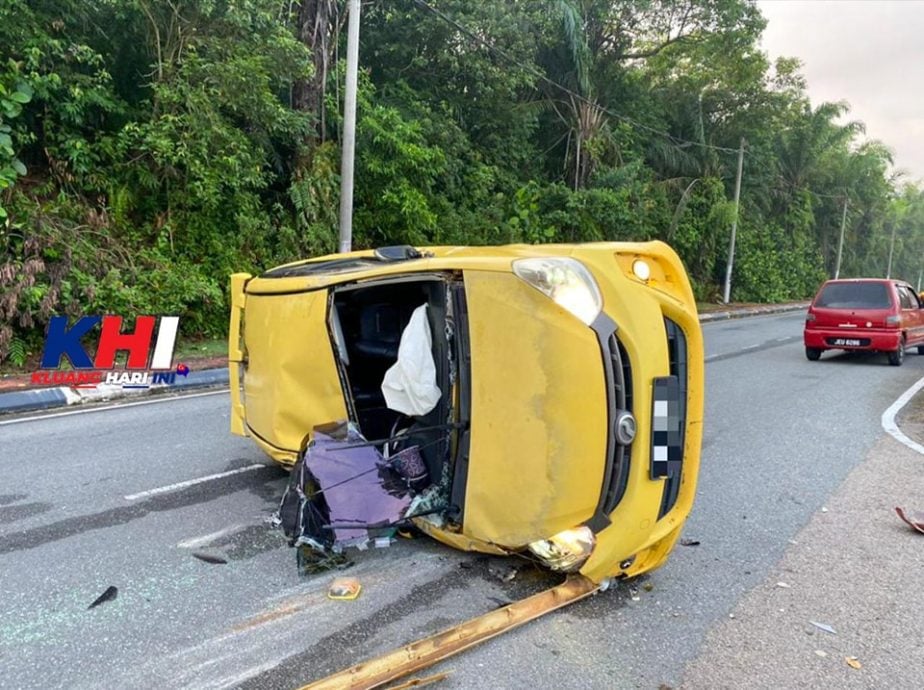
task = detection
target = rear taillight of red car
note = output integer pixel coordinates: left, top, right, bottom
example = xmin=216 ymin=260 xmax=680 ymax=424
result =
xmin=806 ymin=312 xmax=816 ymax=323
xmin=886 ymin=314 xmax=902 ymax=327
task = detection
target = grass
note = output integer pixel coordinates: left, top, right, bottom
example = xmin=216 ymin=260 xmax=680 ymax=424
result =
xmin=174 ymin=336 xmax=227 ymax=361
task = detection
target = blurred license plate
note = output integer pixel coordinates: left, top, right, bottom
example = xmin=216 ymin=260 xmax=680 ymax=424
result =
xmin=833 ymin=338 xmax=861 ymax=346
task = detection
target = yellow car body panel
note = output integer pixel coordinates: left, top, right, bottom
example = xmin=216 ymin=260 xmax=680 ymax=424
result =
xmin=229 ymin=241 xmax=704 ymax=582
xmin=461 ymin=271 xmax=606 ymax=547
xmin=236 ymin=290 xmax=347 ymax=464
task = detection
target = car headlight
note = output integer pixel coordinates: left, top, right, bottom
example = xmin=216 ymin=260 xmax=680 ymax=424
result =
xmin=512 ymin=258 xmax=603 ymax=325
xmin=528 ymin=526 xmax=595 ymax=572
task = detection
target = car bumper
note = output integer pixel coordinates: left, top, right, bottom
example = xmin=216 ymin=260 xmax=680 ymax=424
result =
xmin=804 ymin=328 xmax=901 ymax=351
xmin=575 ymin=243 xmax=704 ymax=582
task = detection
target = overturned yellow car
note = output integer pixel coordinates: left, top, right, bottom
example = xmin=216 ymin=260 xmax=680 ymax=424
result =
xmin=228 ymin=242 xmax=703 ymax=583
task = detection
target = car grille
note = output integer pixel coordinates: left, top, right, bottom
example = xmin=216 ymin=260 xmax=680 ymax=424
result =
xmin=657 ymin=317 xmax=687 ymax=519
xmin=597 ymin=333 xmax=633 ymax=517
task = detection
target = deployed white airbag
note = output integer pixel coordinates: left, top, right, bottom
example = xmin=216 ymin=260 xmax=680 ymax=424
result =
xmin=381 ymin=304 xmax=441 ymax=416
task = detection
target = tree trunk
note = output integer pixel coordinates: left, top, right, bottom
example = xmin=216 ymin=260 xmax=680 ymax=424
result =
xmin=292 ymin=0 xmax=335 ymax=142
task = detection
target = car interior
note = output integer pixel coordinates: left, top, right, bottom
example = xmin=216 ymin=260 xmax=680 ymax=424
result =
xmin=329 ymin=276 xmax=455 ymax=489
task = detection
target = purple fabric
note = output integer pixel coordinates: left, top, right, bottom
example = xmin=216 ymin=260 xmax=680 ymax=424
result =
xmin=305 ymin=432 xmax=411 ymax=544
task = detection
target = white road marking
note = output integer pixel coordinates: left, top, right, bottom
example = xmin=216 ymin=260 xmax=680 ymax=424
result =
xmin=0 ymin=388 xmax=228 ymax=426
xmin=881 ymin=374 xmax=924 ymax=455
xmin=124 ymin=464 xmax=265 ymax=501
xmin=177 ymin=523 xmax=252 ymax=549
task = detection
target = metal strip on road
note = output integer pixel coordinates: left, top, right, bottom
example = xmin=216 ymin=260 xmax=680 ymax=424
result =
xmin=881 ymin=373 xmax=924 ymax=455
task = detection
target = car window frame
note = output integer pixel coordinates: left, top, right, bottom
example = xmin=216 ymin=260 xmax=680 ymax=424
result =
xmin=898 ymin=285 xmax=917 ymax=310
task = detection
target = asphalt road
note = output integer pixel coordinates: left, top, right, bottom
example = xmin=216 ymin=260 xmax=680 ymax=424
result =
xmin=1 ymin=312 xmax=922 ymax=689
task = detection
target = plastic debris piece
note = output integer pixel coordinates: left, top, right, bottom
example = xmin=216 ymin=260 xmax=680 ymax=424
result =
xmin=810 ymin=621 xmax=836 ymax=635
xmin=680 ymin=538 xmax=700 ymax=546
xmin=88 ymin=586 xmax=118 ymax=610
xmin=192 ymin=550 xmax=228 ymax=564
xmin=821 ymin=507 xmax=828 ymax=513
xmin=895 ymin=507 xmax=924 ymax=534
xmin=643 ymin=583 xmax=654 ymax=592
xmin=815 ymin=650 xmax=827 ymax=658
xmin=729 ymin=613 xmax=735 ymax=619
xmin=374 ymin=536 xmax=393 ymax=549
xmin=846 ymin=656 xmax=862 ymax=670
xmin=776 ymin=582 xmax=791 ymax=588
xmin=328 ymin=577 xmax=362 ymax=601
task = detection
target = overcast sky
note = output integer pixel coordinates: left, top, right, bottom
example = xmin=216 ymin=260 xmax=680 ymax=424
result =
xmin=757 ymin=0 xmax=924 ymax=182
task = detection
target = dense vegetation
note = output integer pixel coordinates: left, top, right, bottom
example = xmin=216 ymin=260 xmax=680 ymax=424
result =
xmin=2 ymin=0 xmax=923 ymax=364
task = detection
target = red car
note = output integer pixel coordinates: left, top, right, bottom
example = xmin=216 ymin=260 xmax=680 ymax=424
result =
xmin=804 ymin=278 xmax=924 ymax=366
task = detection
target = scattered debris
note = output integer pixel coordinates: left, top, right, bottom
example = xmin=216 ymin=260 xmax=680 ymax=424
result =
xmin=629 ymin=586 xmax=640 ymax=602
xmin=296 ymin=543 xmax=352 ymax=574
xmin=679 ymin=538 xmax=700 ymax=546
xmin=810 ymin=621 xmax=836 ymax=635
xmin=192 ymin=551 xmax=228 ymax=565
xmin=845 ymin=656 xmax=862 ymax=670
xmin=776 ymin=582 xmax=791 ymax=589
xmin=87 ymin=586 xmax=118 ymax=610
xmin=815 ymin=650 xmax=828 ymax=658
xmin=643 ymin=582 xmax=654 ymax=592
xmin=386 ymin=671 xmax=451 ymax=689
xmin=895 ymin=507 xmax=924 ymax=534
xmin=728 ymin=613 xmax=735 ymax=619
xmin=821 ymin=507 xmax=828 ymax=513
xmin=328 ymin=577 xmax=362 ymax=601
xmin=303 ymin=576 xmax=598 ymax=689
xmin=486 ymin=560 xmax=518 ymax=583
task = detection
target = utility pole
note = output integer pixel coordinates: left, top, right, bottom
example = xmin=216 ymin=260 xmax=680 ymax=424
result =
xmin=722 ymin=137 xmax=745 ymax=304
xmin=834 ymin=195 xmax=848 ymax=279
xmin=338 ymin=0 xmax=360 ymax=253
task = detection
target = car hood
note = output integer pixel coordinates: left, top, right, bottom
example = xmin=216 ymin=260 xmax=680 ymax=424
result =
xmin=461 ymin=270 xmax=608 ymax=548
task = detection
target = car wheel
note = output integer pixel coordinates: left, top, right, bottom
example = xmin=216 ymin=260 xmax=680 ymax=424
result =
xmin=917 ymin=345 xmax=924 ymax=355
xmin=805 ymin=347 xmax=822 ymax=361
xmin=889 ymin=339 xmax=905 ymax=366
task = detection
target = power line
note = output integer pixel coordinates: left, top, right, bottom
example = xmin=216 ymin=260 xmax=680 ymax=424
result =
xmin=410 ymin=0 xmax=743 ymax=155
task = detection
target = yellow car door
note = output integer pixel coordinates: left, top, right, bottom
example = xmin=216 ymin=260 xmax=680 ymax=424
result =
xmin=230 ymin=274 xmax=347 ymax=464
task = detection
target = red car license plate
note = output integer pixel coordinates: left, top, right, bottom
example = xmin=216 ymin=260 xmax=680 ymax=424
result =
xmin=833 ymin=338 xmax=861 ymax=346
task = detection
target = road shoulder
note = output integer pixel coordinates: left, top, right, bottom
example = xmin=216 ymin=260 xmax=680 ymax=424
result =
xmin=681 ymin=411 xmax=924 ymax=688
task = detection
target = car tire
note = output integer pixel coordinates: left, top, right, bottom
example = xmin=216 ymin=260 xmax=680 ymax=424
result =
xmin=889 ymin=340 xmax=905 ymax=366
xmin=917 ymin=345 xmax=924 ymax=355
xmin=805 ymin=347 xmax=822 ymax=361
